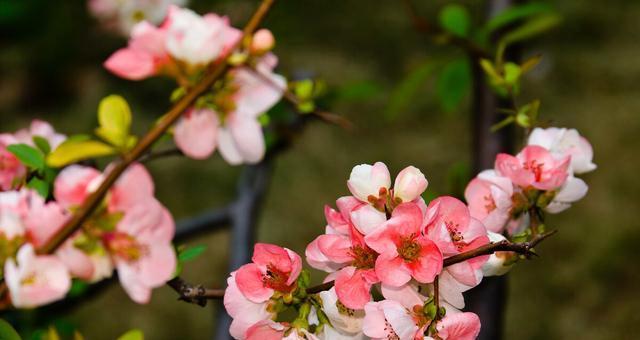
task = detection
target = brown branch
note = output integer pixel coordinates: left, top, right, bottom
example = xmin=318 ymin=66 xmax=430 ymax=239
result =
xmin=0 ymin=0 xmax=277 ymax=306
xmin=443 ymin=230 xmax=557 ymax=267
xmin=169 ymin=230 xmax=557 ymax=307
xmin=400 ymin=0 xmax=489 ymax=59
xmin=167 ymin=277 xmax=225 ymax=307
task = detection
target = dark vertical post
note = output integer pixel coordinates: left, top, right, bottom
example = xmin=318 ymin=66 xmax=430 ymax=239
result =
xmin=465 ymin=1 xmax=518 ymax=339
xmin=214 ymin=160 xmax=273 ymax=340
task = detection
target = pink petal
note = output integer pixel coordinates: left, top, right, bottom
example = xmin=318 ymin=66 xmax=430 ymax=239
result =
xmin=235 ymin=263 xmax=273 ymax=303
xmin=54 ymin=165 xmax=101 ymax=208
xmin=104 ymin=48 xmax=157 ymax=80
xmin=437 ymin=312 xmax=481 ymax=340
xmin=374 ymin=254 xmax=412 ymax=287
xmin=174 ymin=108 xmax=219 ymax=160
xmin=334 ymin=266 xmax=372 ymax=310
xmin=228 ymin=115 xmax=266 ymax=164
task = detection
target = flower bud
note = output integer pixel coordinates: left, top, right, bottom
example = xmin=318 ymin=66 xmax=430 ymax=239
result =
xmin=393 ymin=166 xmax=428 ymax=203
xmin=347 ymin=162 xmax=391 ymax=204
xmin=250 ymin=29 xmax=275 ymax=55
xmin=482 ymin=232 xmax=515 ymax=277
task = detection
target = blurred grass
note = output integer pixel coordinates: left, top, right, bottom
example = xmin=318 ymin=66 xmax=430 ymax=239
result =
xmin=1 ymin=0 xmax=640 ymax=339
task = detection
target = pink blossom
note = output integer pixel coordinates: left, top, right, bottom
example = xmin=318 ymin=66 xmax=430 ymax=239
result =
xmin=53 ymin=165 xmax=101 ymax=209
xmin=347 ymin=162 xmax=391 ymax=205
xmin=433 ymin=312 xmax=481 ymax=340
xmin=57 ymin=240 xmax=113 ymax=282
xmin=4 ymin=244 xmax=71 ymax=308
xmin=528 ymin=127 xmax=596 ymax=174
xmin=13 ymin=120 xmax=66 ymax=151
xmin=365 ymin=203 xmax=443 ymax=287
xmin=105 ymin=5 xmax=240 ymax=80
xmin=544 ymin=176 xmax=588 ymax=213
xmin=53 ymin=163 xmax=176 ymax=303
xmin=306 ymin=199 xmax=382 ymax=309
xmin=424 ymin=197 xmax=489 ymax=308
xmin=317 ymin=288 xmax=365 ymax=337
xmin=495 ymin=145 xmax=570 ymax=191
xmin=104 ymin=21 xmax=170 ymax=80
xmin=225 ymin=272 xmax=275 ymax=339
xmin=393 ymin=166 xmax=429 ymax=203
xmin=173 ymin=56 xmax=285 ymax=164
xmin=363 ymin=300 xmax=423 ymax=340
xmin=22 ymin=190 xmax=69 ymax=248
xmin=235 ymin=243 xmax=302 ymax=303
xmin=164 ymin=6 xmax=241 ymax=67
xmin=464 ymin=170 xmax=513 ymax=233
xmin=0 ymin=134 xmax=26 ymax=191
xmin=89 ymin=0 xmax=186 ymax=35
xmin=109 ymin=199 xmax=176 ymax=303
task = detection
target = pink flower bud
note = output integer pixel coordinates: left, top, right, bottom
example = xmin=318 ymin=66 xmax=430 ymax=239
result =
xmin=250 ymin=29 xmax=275 ymax=55
xmin=393 ymin=166 xmax=428 ymax=203
xmin=347 ymin=162 xmax=391 ymax=204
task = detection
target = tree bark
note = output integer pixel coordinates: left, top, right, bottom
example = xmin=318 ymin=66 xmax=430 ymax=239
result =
xmin=465 ymin=1 xmax=519 ymax=339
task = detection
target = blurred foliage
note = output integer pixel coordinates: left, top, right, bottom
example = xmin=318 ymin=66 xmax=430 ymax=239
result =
xmin=1 ymin=0 xmax=639 ymax=339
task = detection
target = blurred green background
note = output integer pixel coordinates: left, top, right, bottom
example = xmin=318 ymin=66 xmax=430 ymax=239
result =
xmin=1 ymin=0 xmax=639 ymax=339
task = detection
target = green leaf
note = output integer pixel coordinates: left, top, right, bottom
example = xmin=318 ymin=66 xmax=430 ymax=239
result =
xmin=7 ymin=144 xmax=45 ymax=170
xmin=46 ymin=139 xmax=116 ymax=168
xmin=499 ymin=13 xmax=562 ymax=47
xmin=439 ymin=4 xmax=471 ymax=37
xmin=485 ymin=2 xmax=555 ymax=33
xmin=436 ymin=59 xmax=471 ymax=112
xmin=95 ymin=95 xmax=134 ymax=149
xmin=27 ymin=178 xmax=49 ymax=198
xmin=117 ymin=329 xmax=143 ymax=340
xmin=0 ymin=318 xmax=21 ymax=340
xmin=384 ymin=61 xmax=434 ymax=120
xmin=32 ymin=136 xmax=51 ymax=155
xmin=178 ymin=245 xmax=207 ymax=262
xmin=293 ymin=80 xmax=314 ymax=100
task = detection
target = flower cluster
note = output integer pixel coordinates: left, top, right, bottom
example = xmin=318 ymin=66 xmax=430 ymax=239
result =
xmin=0 ymin=121 xmax=176 ymax=307
xmin=88 ymin=0 xmax=187 ymax=35
xmin=223 ymin=126 xmax=596 ymax=339
xmin=105 ymin=5 xmax=285 ymax=165
xmin=225 ymin=163 xmax=484 ymax=339
xmin=465 ymin=127 xmax=595 ymax=236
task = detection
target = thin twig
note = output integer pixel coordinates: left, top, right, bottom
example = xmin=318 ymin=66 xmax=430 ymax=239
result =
xmin=242 ymin=65 xmax=353 ymax=131
xmin=167 ymin=277 xmax=225 ymax=307
xmin=171 ymin=230 xmax=557 ymax=305
xmin=443 ymin=230 xmax=557 ymax=267
xmin=400 ymin=0 xmax=489 ymax=59
xmin=139 ymin=148 xmax=184 ymax=163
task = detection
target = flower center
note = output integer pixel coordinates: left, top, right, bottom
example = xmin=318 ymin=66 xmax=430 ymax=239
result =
xmin=367 ymin=187 xmax=389 ymax=212
xmin=523 ymin=160 xmax=544 ymax=182
xmin=445 ymin=221 xmax=467 ymax=251
xmin=484 ymin=195 xmax=497 ymax=213
xmin=104 ymin=232 xmax=147 ymax=262
xmin=263 ymin=264 xmax=293 ymax=292
xmin=397 ymin=235 xmax=421 ymax=262
xmin=349 ymin=245 xmax=378 ymax=269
